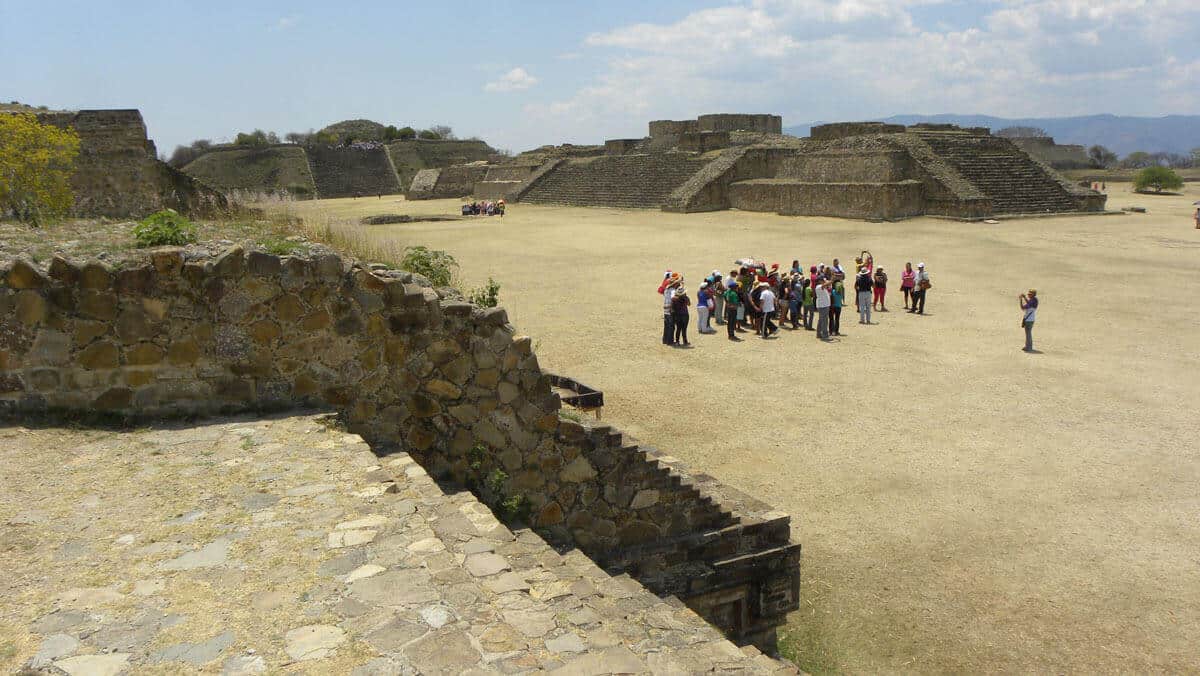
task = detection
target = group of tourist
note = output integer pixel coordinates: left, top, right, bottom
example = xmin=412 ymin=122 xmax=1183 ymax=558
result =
xmin=659 ymin=253 xmax=931 ymax=346
xmin=461 ymin=200 xmax=505 ymax=217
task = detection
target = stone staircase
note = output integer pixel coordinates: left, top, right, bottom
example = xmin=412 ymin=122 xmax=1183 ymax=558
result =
xmin=564 ymin=422 xmax=800 ymax=649
xmin=305 ymin=145 xmax=402 ymax=198
xmin=521 ymin=153 xmax=708 ymax=209
xmin=917 ymin=133 xmax=1079 ymax=214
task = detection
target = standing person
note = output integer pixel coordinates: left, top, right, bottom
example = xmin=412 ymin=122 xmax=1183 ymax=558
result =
xmin=802 ymin=278 xmax=816 ymax=330
xmin=758 ymin=281 xmax=778 ymax=338
xmin=724 ymin=280 xmax=743 ymax=341
xmin=815 ymin=280 xmax=832 ymax=341
xmin=788 ymin=276 xmax=803 ymax=329
xmin=909 ymin=263 xmax=930 ymax=314
xmin=901 ymin=262 xmax=916 ymax=309
xmin=697 ymin=283 xmax=715 ymax=334
xmin=672 ymin=285 xmax=691 ymax=346
xmin=662 ymin=275 xmax=679 ymax=345
xmin=855 ymin=267 xmax=873 ymax=324
xmin=1020 ymin=289 xmax=1038 ymax=352
xmin=711 ymin=270 xmax=725 ymax=324
xmin=873 ymin=266 xmax=888 ymax=312
xmin=830 ymin=279 xmax=845 ymax=336
xmin=1195 ymin=206 xmax=1200 ymax=229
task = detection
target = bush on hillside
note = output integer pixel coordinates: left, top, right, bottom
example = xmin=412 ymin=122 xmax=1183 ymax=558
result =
xmin=1133 ymin=167 xmax=1184 ymax=193
xmin=418 ymin=129 xmax=441 ymax=140
xmin=397 ymin=126 xmax=416 ymax=140
xmin=133 ymin=209 xmax=198 ymax=247
xmin=400 ymin=245 xmax=457 ymax=286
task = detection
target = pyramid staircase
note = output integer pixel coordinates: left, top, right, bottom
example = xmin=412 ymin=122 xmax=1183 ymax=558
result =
xmin=917 ymin=133 xmax=1079 ymax=214
xmin=521 ymin=153 xmax=708 ymax=209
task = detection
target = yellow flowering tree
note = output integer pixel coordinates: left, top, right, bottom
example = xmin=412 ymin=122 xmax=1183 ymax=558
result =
xmin=0 ymin=113 xmax=81 ymax=224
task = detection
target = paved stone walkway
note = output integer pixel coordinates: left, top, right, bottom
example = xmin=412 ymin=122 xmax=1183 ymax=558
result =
xmin=1 ymin=414 xmax=796 ymax=674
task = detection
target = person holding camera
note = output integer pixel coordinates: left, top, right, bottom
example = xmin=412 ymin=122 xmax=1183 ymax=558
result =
xmin=1020 ymin=289 xmax=1038 ymax=352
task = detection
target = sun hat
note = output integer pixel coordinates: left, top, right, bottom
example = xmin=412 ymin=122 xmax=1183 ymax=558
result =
xmin=917 ymin=262 xmax=925 ymax=268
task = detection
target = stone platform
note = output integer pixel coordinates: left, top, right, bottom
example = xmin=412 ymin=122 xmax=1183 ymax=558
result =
xmin=0 ymin=414 xmax=796 ymax=674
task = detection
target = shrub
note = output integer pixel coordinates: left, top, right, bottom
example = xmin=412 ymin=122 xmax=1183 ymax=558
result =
xmin=468 ymin=278 xmax=501 ymax=308
xmin=258 ymin=235 xmax=305 ymax=256
xmin=399 ymin=245 xmax=457 ymax=286
xmin=417 ymin=129 xmax=441 ymax=140
xmin=1133 ymin=166 xmax=1183 ymax=193
xmin=0 ymin=113 xmax=80 ymax=224
xmin=397 ymin=127 xmax=416 ymax=140
xmin=133 ymin=209 xmax=198 ymax=247
xmin=499 ymin=494 xmax=530 ymax=524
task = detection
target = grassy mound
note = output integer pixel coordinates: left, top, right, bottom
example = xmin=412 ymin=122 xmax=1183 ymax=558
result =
xmin=182 ymin=145 xmax=316 ymax=197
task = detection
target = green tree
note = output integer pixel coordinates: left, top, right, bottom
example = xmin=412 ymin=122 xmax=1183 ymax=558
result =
xmin=397 ymin=126 xmax=416 ymax=140
xmin=418 ymin=129 xmax=442 ymax=140
xmin=1087 ymin=144 xmax=1117 ymax=169
xmin=234 ymin=129 xmax=278 ymax=147
xmin=1133 ymin=166 xmax=1183 ymax=193
xmin=0 ymin=113 xmax=81 ymax=224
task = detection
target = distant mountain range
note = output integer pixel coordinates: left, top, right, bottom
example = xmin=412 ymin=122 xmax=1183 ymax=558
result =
xmin=784 ymin=114 xmax=1200 ymax=157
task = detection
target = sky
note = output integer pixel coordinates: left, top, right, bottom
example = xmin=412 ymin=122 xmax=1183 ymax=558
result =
xmin=3 ymin=0 xmax=1199 ymax=155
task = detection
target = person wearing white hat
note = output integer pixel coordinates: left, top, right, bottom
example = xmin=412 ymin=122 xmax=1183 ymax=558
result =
xmin=697 ymin=282 xmax=716 ymax=334
xmin=909 ymin=262 xmax=930 ymax=314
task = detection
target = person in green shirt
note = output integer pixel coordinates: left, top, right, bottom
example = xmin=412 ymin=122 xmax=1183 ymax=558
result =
xmin=831 ymin=280 xmax=845 ymax=336
xmin=801 ymin=279 xmax=816 ymax=330
xmin=723 ymin=281 xmax=743 ymax=342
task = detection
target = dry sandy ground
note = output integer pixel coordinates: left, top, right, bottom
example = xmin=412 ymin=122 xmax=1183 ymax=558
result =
xmin=270 ymin=185 xmax=1200 ymax=673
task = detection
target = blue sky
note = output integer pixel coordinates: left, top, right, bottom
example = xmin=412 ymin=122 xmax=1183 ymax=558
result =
xmin=3 ymin=1 xmax=1198 ymax=155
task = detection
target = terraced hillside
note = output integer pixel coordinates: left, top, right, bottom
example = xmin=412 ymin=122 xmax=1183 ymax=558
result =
xmin=181 ymin=145 xmax=316 ymax=197
xmin=521 ymin=154 xmax=708 ymax=209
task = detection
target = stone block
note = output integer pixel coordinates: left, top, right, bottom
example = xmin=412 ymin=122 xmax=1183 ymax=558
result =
xmin=425 ymin=379 xmax=462 ymax=400
xmin=78 ymin=341 xmax=120 ymax=370
xmin=126 ymin=343 xmax=164 ymax=366
xmin=249 ymin=319 xmax=281 ymax=345
xmin=167 ymin=338 xmax=201 ymax=366
xmin=536 ymin=501 xmax=564 ymax=527
xmin=213 ymin=246 xmax=246 ymax=278
xmin=629 ymin=489 xmax=660 ymax=510
xmin=246 ymin=251 xmax=281 ymax=276
xmin=79 ymin=262 xmax=113 ymax=289
xmin=93 ymin=387 xmax=133 ymax=410
xmin=78 ymin=290 xmax=118 ymax=321
xmin=426 ymin=339 xmax=462 ymax=365
xmin=29 ymin=368 xmax=60 ymax=391
xmin=274 ymin=294 xmax=306 ymax=322
xmin=115 ymin=265 xmax=154 ymax=295
xmin=300 ymin=310 xmax=332 ymax=331
xmin=15 ymin=291 xmax=47 ymax=325
xmin=560 ymin=456 xmax=597 ymax=483
xmin=6 ymin=259 xmax=46 ymax=289
xmin=149 ymin=248 xmax=184 ymax=276
xmin=408 ymin=393 xmax=441 ymax=418
xmin=48 ymin=256 xmax=80 ymax=284
xmin=0 ymin=372 xmax=25 ymax=394
xmin=116 ymin=307 xmax=157 ymax=342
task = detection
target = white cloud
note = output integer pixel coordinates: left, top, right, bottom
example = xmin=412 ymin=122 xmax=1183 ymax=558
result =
xmin=484 ymin=67 xmax=539 ymax=93
xmin=270 ymin=15 xmax=300 ymax=31
xmin=523 ymin=0 xmax=1200 ymax=144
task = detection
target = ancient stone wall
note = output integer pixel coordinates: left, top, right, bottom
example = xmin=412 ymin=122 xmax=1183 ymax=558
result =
xmin=1011 ymin=137 xmax=1091 ymax=170
xmin=405 ymin=165 xmax=490 ymax=200
xmin=181 ymin=145 xmax=317 ymax=198
xmin=729 ymin=179 xmax=924 ymax=220
xmin=26 ymin=109 xmax=228 ymax=217
xmin=809 ymin=122 xmax=906 ymax=140
xmin=0 ymin=248 xmax=800 ymax=649
xmin=649 ymin=120 xmax=699 ymax=137
xmin=778 ymin=150 xmax=913 ymax=183
xmin=678 ymin=131 xmax=731 ymax=154
xmin=604 ymin=139 xmax=642 ymax=155
xmin=518 ymin=154 xmax=709 ymax=209
xmin=698 ymin=114 xmax=782 ymax=135
xmin=385 ymin=139 xmax=495 ymax=192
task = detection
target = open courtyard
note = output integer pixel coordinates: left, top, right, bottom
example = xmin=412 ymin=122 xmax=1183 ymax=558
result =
xmin=271 ymin=184 xmax=1200 ymax=672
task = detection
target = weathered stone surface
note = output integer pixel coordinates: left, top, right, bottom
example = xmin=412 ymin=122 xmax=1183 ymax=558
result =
xmin=149 ymin=631 xmax=235 ymax=665
xmin=31 ymin=633 xmax=80 ymax=668
xmin=350 ymin=568 xmax=438 ymax=606
xmin=465 ymin=552 xmax=510 ymax=577
xmin=559 ymin=456 xmax=597 ymax=483
xmin=54 ymin=653 xmax=131 ymax=676
xmin=629 ymin=489 xmax=660 ymax=510
xmin=15 ymin=291 xmax=47 ymax=325
xmin=284 ymin=625 xmax=346 ymax=661
xmin=77 ymin=341 xmax=120 ymax=370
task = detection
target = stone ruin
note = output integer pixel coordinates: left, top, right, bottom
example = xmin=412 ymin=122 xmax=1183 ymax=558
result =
xmin=0 ymin=247 xmax=801 ymax=652
xmin=416 ymin=114 xmax=1107 ymax=220
xmin=4 ymin=109 xmax=229 ymax=218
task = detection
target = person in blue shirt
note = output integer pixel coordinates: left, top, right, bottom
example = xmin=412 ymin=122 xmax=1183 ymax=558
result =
xmin=1020 ymin=289 xmax=1038 ymax=352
